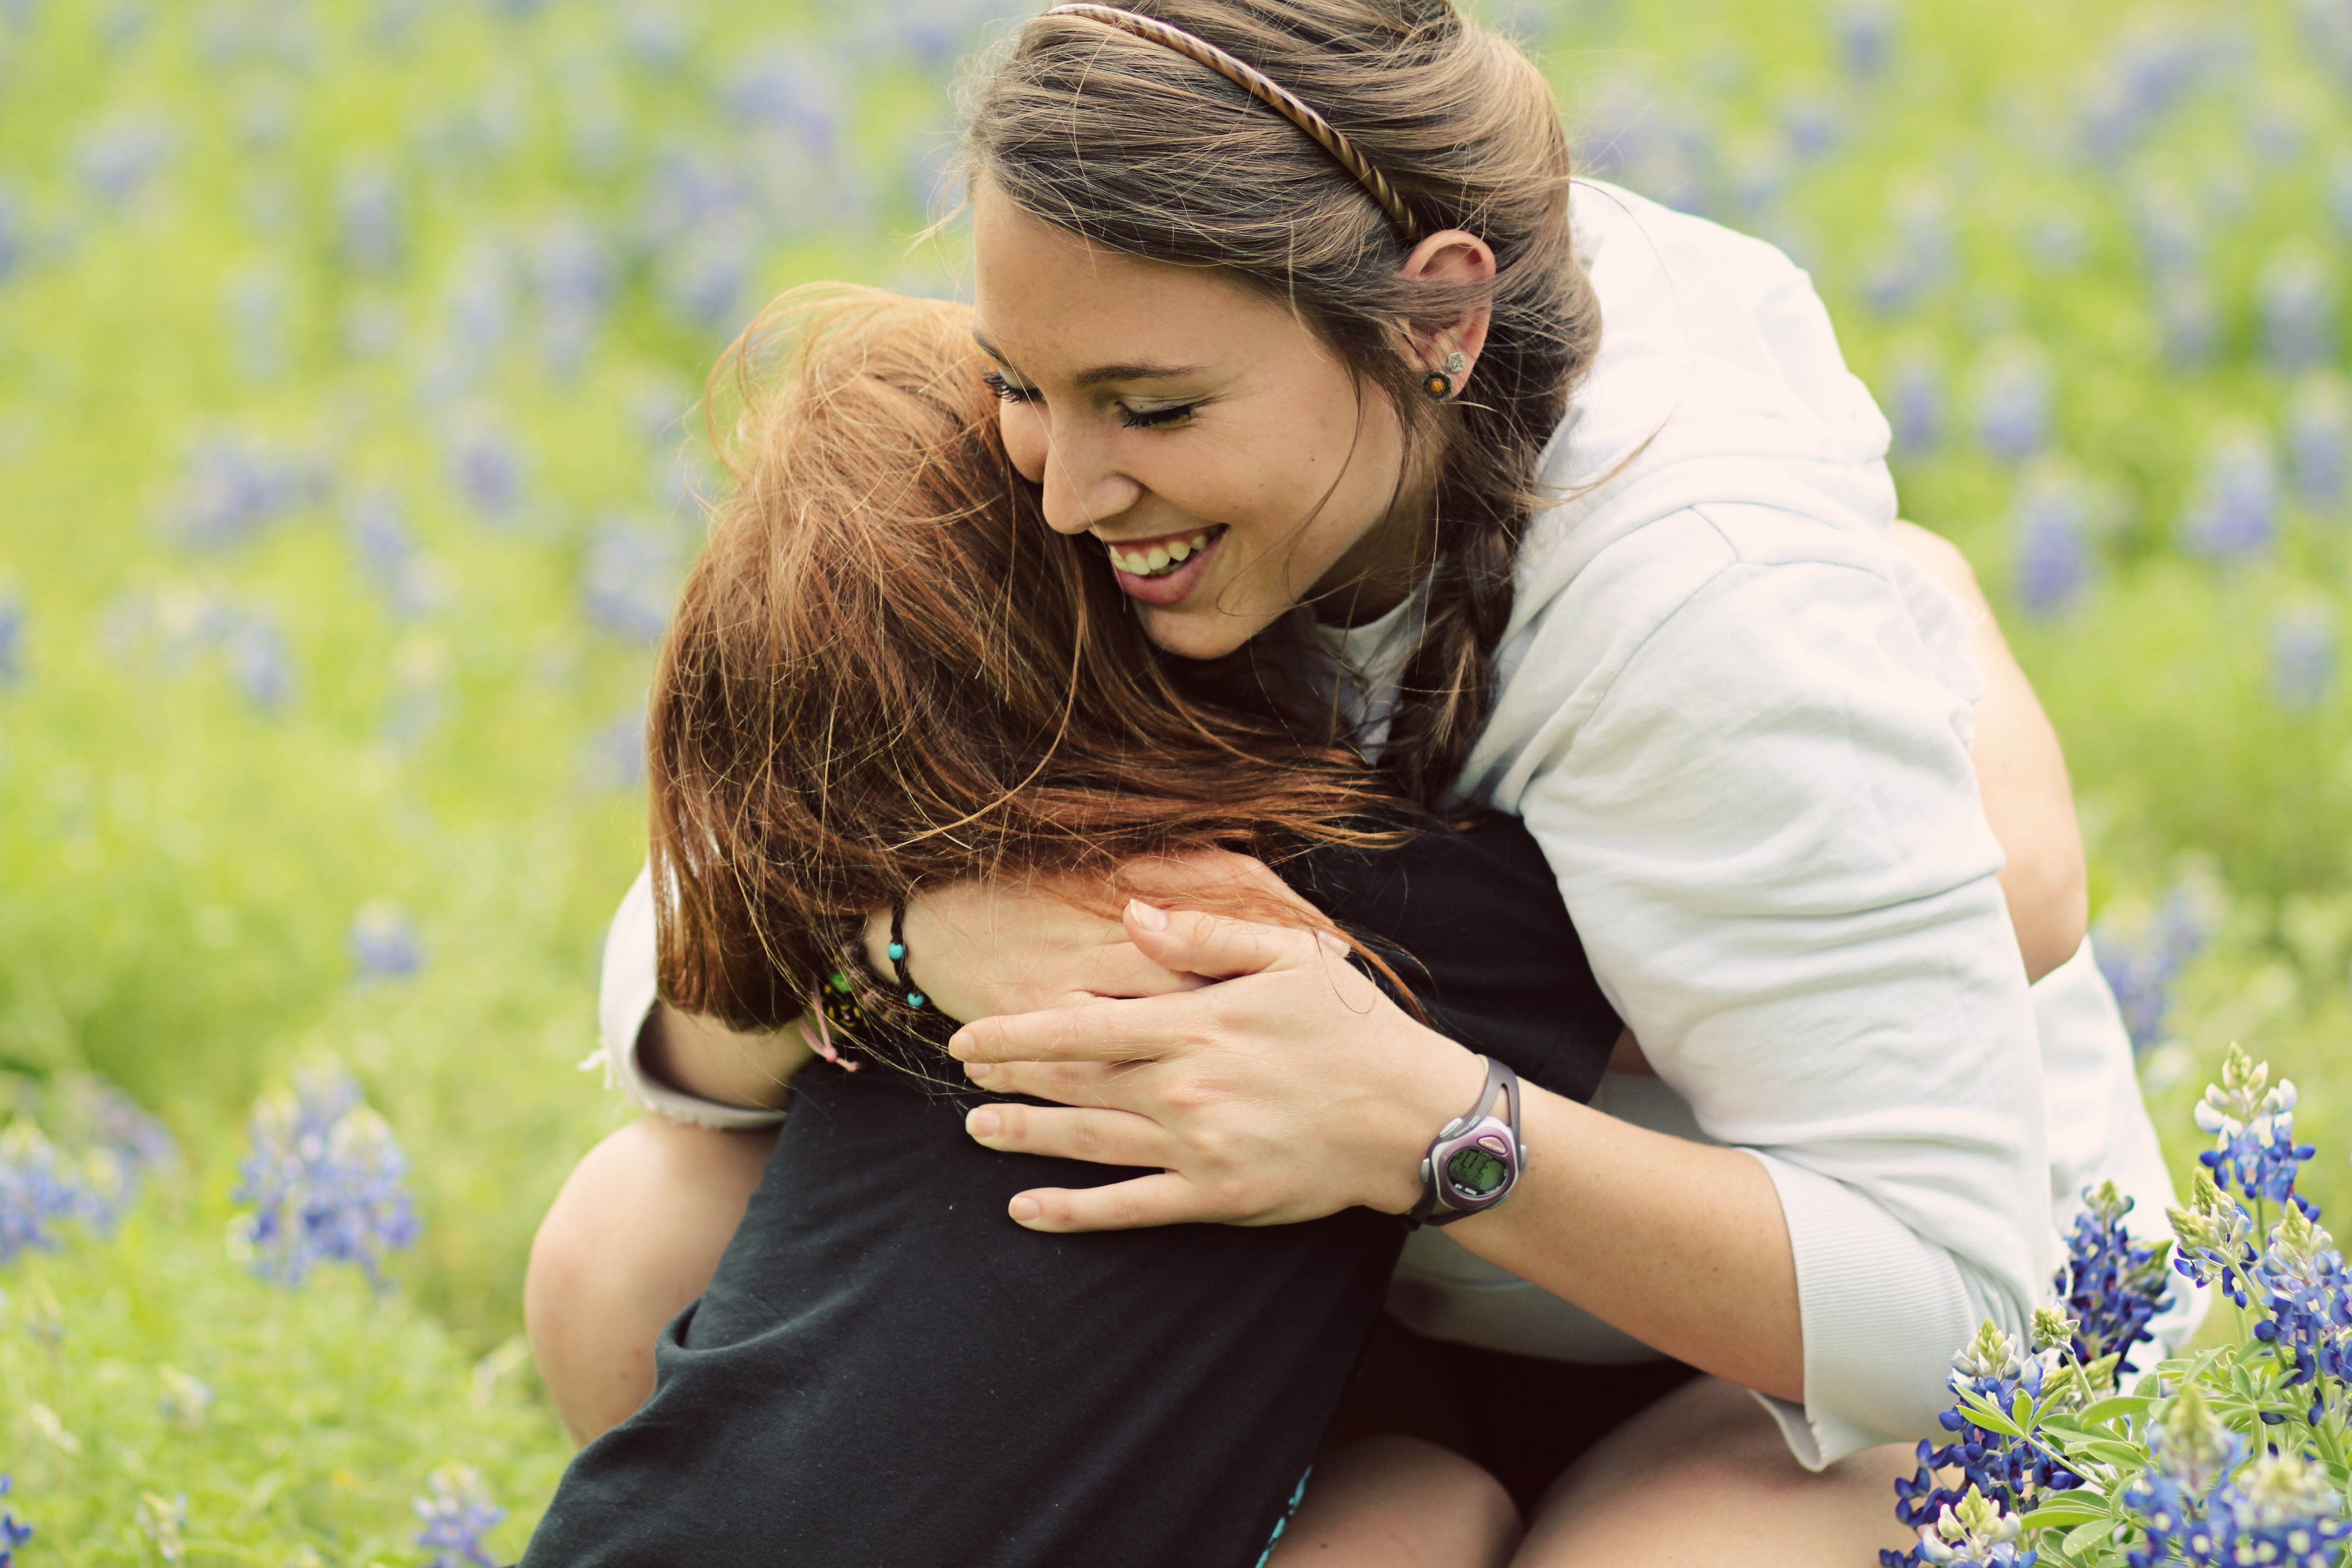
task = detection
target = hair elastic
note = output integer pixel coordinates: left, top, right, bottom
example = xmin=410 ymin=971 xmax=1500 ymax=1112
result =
xmin=1039 ymin=3 xmax=1420 ymax=239
xmin=886 ymin=901 xmax=928 ymax=1010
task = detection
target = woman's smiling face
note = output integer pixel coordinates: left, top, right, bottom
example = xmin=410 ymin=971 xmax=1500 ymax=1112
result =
xmin=970 ymin=179 xmax=1425 ymax=660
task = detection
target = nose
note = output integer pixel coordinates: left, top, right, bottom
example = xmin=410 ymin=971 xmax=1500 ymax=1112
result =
xmin=1032 ymin=421 xmax=1144 ymax=538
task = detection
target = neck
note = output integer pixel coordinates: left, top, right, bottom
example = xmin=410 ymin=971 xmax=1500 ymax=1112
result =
xmin=1310 ymin=470 xmax=1439 ymax=630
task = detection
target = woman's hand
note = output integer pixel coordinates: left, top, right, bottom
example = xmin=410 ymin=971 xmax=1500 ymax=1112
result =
xmin=948 ymin=899 xmax=1486 ymax=1231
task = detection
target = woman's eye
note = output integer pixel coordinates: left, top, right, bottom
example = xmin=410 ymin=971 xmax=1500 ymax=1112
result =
xmin=982 ymin=371 xmax=1038 ymax=404
xmin=1117 ymin=403 xmax=1194 ymax=430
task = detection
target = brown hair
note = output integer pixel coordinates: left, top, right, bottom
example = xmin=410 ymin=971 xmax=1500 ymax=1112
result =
xmin=650 ymin=286 xmax=1403 ymax=1031
xmin=963 ymin=0 xmax=1600 ymax=806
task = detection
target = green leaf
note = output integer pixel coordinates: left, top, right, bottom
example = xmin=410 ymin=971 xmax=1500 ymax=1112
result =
xmin=2077 ymin=1440 xmax=2149 ymax=1470
xmin=2073 ymin=1395 xmax=2152 ymax=1428
xmin=1956 ymin=1394 xmax=2025 ymax=1439
xmin=2021 ymin=1497 xmax=2110 ymax=1529
xmin=2063 ymin=1518 xmax=2116 ymax=1555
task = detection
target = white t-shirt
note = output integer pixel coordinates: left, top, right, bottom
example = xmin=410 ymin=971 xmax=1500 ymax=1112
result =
xmin=588 ymin=180 xmax=2198 ymax=1470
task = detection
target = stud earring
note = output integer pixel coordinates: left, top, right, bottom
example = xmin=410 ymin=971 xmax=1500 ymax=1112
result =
xmin=1420 ymin=349 xmax=1468 ymax=403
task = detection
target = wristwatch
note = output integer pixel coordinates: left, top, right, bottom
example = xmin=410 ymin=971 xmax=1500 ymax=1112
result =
xmin=1406 ymin=1056 xmax=1527 ymax=1228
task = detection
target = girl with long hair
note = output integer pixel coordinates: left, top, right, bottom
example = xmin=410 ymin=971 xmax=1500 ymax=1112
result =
xmin=534 ymin=1 xmax=2192 ymax=1560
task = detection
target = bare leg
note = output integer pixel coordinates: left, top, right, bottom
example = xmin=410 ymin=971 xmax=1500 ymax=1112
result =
xmin=1270 ymin=1436 xmax=1521 ymax=1568
xmin=525 ymin=1116 xmax=779 ymax=1445
xmin=1512 ymin=1376 xmax=1915 ymax=1566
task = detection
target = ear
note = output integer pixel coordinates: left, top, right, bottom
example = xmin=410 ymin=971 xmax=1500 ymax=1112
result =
xmin=1398 ymin=229 xmax=1498 ymax=389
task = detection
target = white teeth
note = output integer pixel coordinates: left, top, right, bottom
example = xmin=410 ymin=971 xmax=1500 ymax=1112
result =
xmin=1146 ymin=545 xmax=1171 ymax=571
xmin=1166 ymin=540 xmax=1191 ymax=562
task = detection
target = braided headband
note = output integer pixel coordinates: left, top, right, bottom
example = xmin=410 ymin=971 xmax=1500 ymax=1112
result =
xmin=1038 ymin=3 xmax=1420 ymax=239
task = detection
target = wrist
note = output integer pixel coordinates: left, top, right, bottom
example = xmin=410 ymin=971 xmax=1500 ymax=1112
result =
xmin=1362 ymin=1022 xmax=1488 ymax=1214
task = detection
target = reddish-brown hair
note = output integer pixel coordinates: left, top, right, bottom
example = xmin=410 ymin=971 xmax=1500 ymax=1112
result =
xmin=650 ymin=286 xmax=1404 ymax=1031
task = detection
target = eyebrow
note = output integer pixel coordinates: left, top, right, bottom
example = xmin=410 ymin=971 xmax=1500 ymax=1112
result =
xmin=971 ymin=331 xmax=1207 ymax=390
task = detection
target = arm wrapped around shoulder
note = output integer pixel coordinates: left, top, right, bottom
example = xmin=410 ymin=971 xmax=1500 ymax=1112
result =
xmin=1503 ymin=509 xmax=2056 ymax=1462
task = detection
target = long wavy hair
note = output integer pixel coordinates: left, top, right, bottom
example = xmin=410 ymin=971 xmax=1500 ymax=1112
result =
xmin=964 ymin=0 xmax=1600 ymax=807
xmin=650 ymin=286 xmax=1405 ymax=1031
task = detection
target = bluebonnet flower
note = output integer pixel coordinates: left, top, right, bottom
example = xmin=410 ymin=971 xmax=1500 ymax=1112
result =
xmin=1833 ymin=0 xmax=1896 ymax=80
xmin=618 ymin=1 xmax=694 ymax=72
xmin=2094 ymin=886 xmax=2209 ymax=1051
xmin=447 ymin=415 xmax=528 ymax=525
xmin=583 ymin=708 xmax=647 ymax=792
xmin=2131 ymin=177 xmax=2205 ymax=275
xmin=2130 ymin=1419 xmax=2349 ymax=1568
xmin=2154 ymin=271 xmax=2219 ymax=368
xmin=2272 ymin=603 xmax=2337 ymax=712
xmin=225 ymin=266 xmax=286 ymax=381
xmin=1862 ymin=192 xmax=1955 ymax=315
xmin=0 ymin=185 xmax=23 ymax=284
xmin=0 ymin=1476 xmax=31 ymax=1567
xmin=725 ymin=46 xmax=839 ymax=152
xmin=1974 ymin=341 xmax=2054 ymax=464
xmin=2171 ymin=1168 xmax=2261 ymax=1308
xmin=2195 ymin=1043 xmax=2317 ymax=1216
xmin=582 ymin=517 xmax=678 ymax=640
xmin=74 ymin=113 xmax=173 ymax=204
xmin=157 ymin=1364 xmax=211 ymax=1428
xmin=2260 ymin=254 xmax=2338 ymax=374
xmin=0 ymin=1125 xmax=83 ymax=1264
xmin=2011 ymin=463 xmax=2095 ymax=618
xmin=2300 ymin=0 xmax=2352 ymax=90
xmin=559 ymin=66 xmax=629 ymax=177
xmin=337 ymin=159 xmax=404 ymax=275
xmin=232 ymin=1067 xmax=421 ymax=1289
xmin=159 ymin=432 xmax=325 ymax=550
xmin=2054 ymin=1181 xmax=2173 ymax=1375
xmin=2247 ymin=1204 xmax=2352 ymax=1398
xmin=2287 ymin=375 xmax=2352 ymax=512
xmin=61 ymin=1076 xmax=176 ymax=1233
xmin=345 ymin=484 xmax=429 ymax=618
xmin=415 ymin=1465 xmax=505 ymax=1568
xmin=1779 ymin=94 xmax=1842 ymax=160
xmin=533 ymin=214 xmax=613 ymax=379
xmin=0 ymin=586 xmax=22 ymax=686
xmin=443 ymin=242 xmax=514 ymax=371
xmin=1887 ymin=1320 xmax=2080 ymax=1564
xmin=653 ymin=214 xmax=755 ymax=332
xmin=216 ymin=609 xmax=295 ymax=711
xmin=2079 ymin=23 xmax=2208 ymax=162
xmin=2180 ymin=427 xmax=2279 ymax=563
xmin=137 ymin=1491 xmax=186 ymax=1565
xmin=349 ymin=900 xmax=423 ymax=981
xmin=2123 ymin=1385 xmax=2248 ymax=1567
xmin=1892 ymin=1485 xmax=2037 ymax=1568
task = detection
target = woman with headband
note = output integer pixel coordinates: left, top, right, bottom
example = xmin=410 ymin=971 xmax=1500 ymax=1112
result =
xmin=534 ymin=1 xmax=2191 ymax=1561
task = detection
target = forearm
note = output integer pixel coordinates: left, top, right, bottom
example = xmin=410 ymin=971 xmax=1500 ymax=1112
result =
xmin=637 ymin=1001 xmax=816 ymax=1112
xmin=1444 ymin=1081 xmax=1803 ymax=1402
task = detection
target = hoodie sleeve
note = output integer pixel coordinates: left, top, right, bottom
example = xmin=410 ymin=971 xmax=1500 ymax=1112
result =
xmin=1489 ymin=503 xmax=2056 ymax=1466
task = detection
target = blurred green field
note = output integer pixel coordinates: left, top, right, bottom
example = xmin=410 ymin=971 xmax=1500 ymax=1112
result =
xmin=1 ymin=0 xmax=2350 ymax=1558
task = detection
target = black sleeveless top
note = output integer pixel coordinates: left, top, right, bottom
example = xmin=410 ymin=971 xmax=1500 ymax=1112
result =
xmin=520 ymin=815 xmax=1619 ymax=1568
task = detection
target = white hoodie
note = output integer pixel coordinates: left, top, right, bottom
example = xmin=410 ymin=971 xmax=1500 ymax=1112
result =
xmin=590 ymin=180 xmax=2194 ymax=1471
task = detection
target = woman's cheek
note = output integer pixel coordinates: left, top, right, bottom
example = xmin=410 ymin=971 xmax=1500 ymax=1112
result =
xmin=999 ymin=402 xmax=1048 ymax=484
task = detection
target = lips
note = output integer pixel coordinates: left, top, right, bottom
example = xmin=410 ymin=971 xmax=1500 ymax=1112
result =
xmin=1103 ymin=525 xmax=1226 ymax=607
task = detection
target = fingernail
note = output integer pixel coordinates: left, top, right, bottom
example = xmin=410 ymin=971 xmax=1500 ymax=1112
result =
xmin=966 ymin=1061 xmax=995 ymax=1082
xmin=1127 ymin=898 xmax=1169 ymax=932
xmin=947 ymin=1032 xmax=973 ymax=1059
xmin=1009 ymin=1196 xmax=1041 ymax=1223
xmin=970 ymin=1108 xmax=1001 ymax=1138
xmin=1318 ymin=930 xmax=1349 ymax=957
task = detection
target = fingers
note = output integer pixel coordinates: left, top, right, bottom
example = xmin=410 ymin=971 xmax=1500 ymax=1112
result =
xmin=1121 ymin=899 xmax=1321 ymax=982
xmin=961 ymin=1055 xmax=1158 ymax=1108
xmin=950 ymin=991 xmax=1190 ymax=1065
xmin=1069 ymin=941 xmax=1209 ymax=1000
xmin=1003 ymin=1172 xmax=1209 ymax=1232
xmin=965 ymin=1101 xmax=1178 ymax=1172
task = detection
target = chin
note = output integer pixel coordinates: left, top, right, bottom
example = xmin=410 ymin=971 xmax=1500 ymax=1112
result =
xmin=1137 ymin=604 xmax=1264 ymax=663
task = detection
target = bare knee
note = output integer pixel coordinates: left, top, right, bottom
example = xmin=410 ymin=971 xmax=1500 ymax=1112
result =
xmin=1272 ymin=1435 xmax=1520 ymax=1568
xmin=525 ymin=1116 xmax=776 ymax=1446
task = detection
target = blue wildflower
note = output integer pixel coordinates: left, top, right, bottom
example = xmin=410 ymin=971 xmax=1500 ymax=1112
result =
xmin=338 ymin=159 xmax=404 ymax=275
xmin=2171 ymin=1167 xmax=2261 ymax=1308
xmin=443 ymin=242 xmax=514 ymax=370
xmin=583 ymin=709 xmax=647 ymax=793
xmin=1833 ymin=0 xmax=1896 ymax=80
xmin=217 ymin=609 xmax=296 ymax=711
xmin=2123 ymin=1385 xmax=2249 ymax=1568
xmin=2300 ymin=0 xmax=2352 ymax=90
xmin=2247 ymin=1205 xmax=2352 ymax=1397
xmin=2272 ymin=604 xmax=2337 ymax=712
xmin=345 ymin=484 xmax=430 ymax=618
xmin=0 ymin=185 xmax=23 ymax=284
xmin=2155 ymin=270 xmax=2219 ymax=368
xmin=74 ymin=112 xmax=173 ymax=204
xmin=534 ymin=213 xmax=612 ymax=379
xmin=1891 ymin=1485 xmax=2037 ymax=1568
xmin=2127 ymin=1398 xmax=2349 ymax=1568
xmin=581 ymin=517 xmax=678 ymax=641
xmin=2011 ymin=463 xmax=2095 ymax=618
xmin=137 ymin=1491 xmax=186 ymax=1565
xmin=1884 ymin=352 xmax=1942 ymax=454
xmin=653 ymin=216 xmax=755 ymax=333
xmin=0 ymin=586 xmax=22 ymax=686
xmin=2180 ymin=428 xmax=2279 ymax=563
xmin=2079 ymin=23 xmax=2209 ymax=162
xmin=160 ymin=432 xmax=326 ymax=550
xmin=2287 ymin=375 xmax=2352 ymax=513
xmin=62 ymin=1076 xmax=176 ymax=1233
xmin=1862 ymin=192 xmax=1955 ymax=315
xmin=415 ymin=1465 xmax=505 ymax=1568
xmin=349 ymin=900 xmax=424 ymax=981
xmin=2260 ymin=253 xmax=2339 ymax=375
xmin=2195 ymin=1043 xmax=2317 ymax=1216
xmin=1887 ymin=1320 xmax=2081 ymax=1562
xmin=0 ymin=1125 xmax=86 ymax=1265
xmin=1779 ymin=94 xmax=1842 ymax=160
xmin=232 ymin=1067 xmax=420 ymax=1289
xmin=1973 ymin=341 xmax=2053 ymax=464
xmin=225 ymin=266 xmax=286 ymax=382
xmin=2094 ymin=887 xmax=2208 ymax=1051
xmin=724 ymin=46 xmax=840 ymax=152
xmin=2054 ymin=1181 xmax=2173 ymax=1376
xmin=0 ymin=1476 xmax=32 ymax=1567
xmin=447 ymin=416 xmax=528 ymax=525
xmin=618 ymin=0 xmax=693 ymax=69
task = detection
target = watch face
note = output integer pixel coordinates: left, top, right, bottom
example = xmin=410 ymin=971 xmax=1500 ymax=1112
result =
xmin=1444 ymin=1132 xmax=1512 ymax=1198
